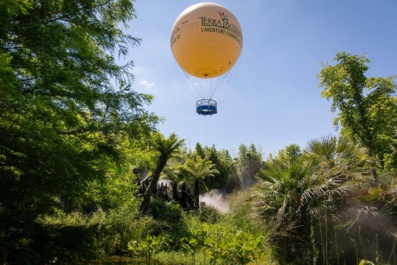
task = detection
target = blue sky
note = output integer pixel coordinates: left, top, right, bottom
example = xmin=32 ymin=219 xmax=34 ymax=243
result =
xmin=124 ymin=0 xmax=397 ymax=157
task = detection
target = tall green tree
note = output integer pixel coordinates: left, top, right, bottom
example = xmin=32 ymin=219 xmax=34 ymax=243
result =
xmin=318 ymin=52 xmax=397 ymax=185
xmin=273 ymin=144 xmax=302 ymax=163
xmin=140 ymin=133 xmax=184 ymax=214
xmin=200 ymin=145 xmax=235 ymax=191
xmin=0 ymin=0 xmax=158 ymax=262
xmin=237 ymin=144 xmax=263 ymax=188
xmin=212 ymin=149 xmax=236 ymax=192
xmin=182 ymin=155 xmax=219 ymax=210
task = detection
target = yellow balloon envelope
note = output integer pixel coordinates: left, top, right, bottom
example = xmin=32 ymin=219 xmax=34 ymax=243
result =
xmin=171 ymin=2 xmax=243 ymax=79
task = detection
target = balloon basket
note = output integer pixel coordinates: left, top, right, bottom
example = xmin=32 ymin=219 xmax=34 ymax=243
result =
xmin=196 ymin=99 xmax=217 ymax=115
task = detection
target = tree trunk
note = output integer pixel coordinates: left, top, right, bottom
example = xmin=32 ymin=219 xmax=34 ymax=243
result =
xmin=179 ymin=183 xmax=189 ymax=209
xmin=140 ymin=156 xmax=167 ymax=214
xmin=368 ymin=153 xmax=379 ymax=186
xmin=171 ymin=182 xmax=179 ymax=202
xmin=193 ymin=179 xmax=200 ymax=210
xmin=371 ymin=166 xmax=379 ymax=186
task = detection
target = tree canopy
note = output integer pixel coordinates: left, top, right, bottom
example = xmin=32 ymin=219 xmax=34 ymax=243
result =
xmin=318 ymin=51 xmax=397 ymax=184
xmin=0 ymin=0 xmax=158 ymax=262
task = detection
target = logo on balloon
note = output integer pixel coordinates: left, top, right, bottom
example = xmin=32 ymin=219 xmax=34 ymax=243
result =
xmin=199 ymin=11 xmax=242 ymax=47
xmin=218 ymin=11 xmax=228 ymax=21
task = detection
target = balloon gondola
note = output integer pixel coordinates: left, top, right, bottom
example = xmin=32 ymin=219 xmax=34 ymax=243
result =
xmin=170 ymin=2 xmax=243 ymax=115
xmin=196 ymin=99 xmax=217 ymax=115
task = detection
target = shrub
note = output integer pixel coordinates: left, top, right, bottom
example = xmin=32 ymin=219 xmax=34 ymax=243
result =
xmin=148 ymin=199 xmax=183 ymax=224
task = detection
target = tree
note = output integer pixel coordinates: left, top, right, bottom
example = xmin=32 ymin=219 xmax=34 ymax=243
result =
xmin=273 ymin=144 xmax=302 ymax=163
xmin=0 ymin=0 xmax=158 ymax=262
xmin=318 ymin=52 xmax=397 ymax=185
xmin=237 ymin=144 xmax=263 ymax=188
xmin=182 ymin=155 xmax=219 ymax=210
xmin=303 ymin=134 xmax=395 ymax=265
xmin=212 ymin=149 xmax=236 ymax=192
xmin=161 ymin=164 xmax=183 ymax=202
xmin=305 ymin=134 xmax=367 ymax=174
xmin=199 ymin=145 xmax=235 ymax=191
xmin=254 ymin=142 xmax=354 ymax=264
xmin=140 ymin=133 xmax=184 ymax=214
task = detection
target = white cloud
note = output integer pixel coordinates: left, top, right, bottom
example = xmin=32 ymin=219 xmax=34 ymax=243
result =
xmin=139 ymin=78 xmax=154 ymax=89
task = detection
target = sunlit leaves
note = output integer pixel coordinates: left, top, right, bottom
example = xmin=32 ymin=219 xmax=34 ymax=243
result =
xmin=318 ymin=52 xmax=397 ymax=180
xmin=0 ymin=0 xmax=157 ymax=262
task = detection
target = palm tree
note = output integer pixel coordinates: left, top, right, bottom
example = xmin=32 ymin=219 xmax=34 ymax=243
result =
xmin=254 ymin=142 xmax=355 ymax=264
xmin=162 ymin=164 xmax=183 ymax=202
xmin=140 ymin=132 xmax=184 ymax=214
xmin=305 ymin=134 xmax=367 ymax=176
xmin=182 ymin=155 xmax=219 ymax=210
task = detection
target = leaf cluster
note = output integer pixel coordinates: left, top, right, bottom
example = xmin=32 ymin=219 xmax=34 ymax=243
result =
xmin=0 ymin=0 xmax=159 ymax=263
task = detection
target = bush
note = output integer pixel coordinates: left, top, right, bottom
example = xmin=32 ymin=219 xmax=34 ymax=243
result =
xmin=148 ymin=199 xmax=183 ymax=223
xmin=198 ymin=205 xmax=222 ymax=223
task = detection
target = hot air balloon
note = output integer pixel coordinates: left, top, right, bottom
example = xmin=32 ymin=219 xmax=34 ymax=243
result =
xmin=170 ymin=2 xmax=243 ymax=115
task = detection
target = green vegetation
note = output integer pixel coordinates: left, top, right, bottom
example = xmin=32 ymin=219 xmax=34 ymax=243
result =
xmin=1 ymin=1 xmax=397 ymax=264
xmin=318 ymin=52 xmax=397 ymax=184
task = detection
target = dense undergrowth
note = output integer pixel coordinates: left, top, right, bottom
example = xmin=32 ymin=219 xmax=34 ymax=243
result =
xmin=89 ymin=190 xmax=276 ymax=265
xmin=93 ymin=175 xmax=396 ymax=265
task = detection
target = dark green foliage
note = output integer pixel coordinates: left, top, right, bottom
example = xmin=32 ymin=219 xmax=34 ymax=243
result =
xmin=148 ymin=199 xmax=184 ymax=224
xmin=182 ymin=154 xmax=219 ymax=210
xmin=204 ymin=146 xmax=234 ymax=190
xmin=192 ymin=144 xmax=236 ymax=191
xmin=32 ymin=224 xmax=103 ymax=264
xmin=140 ymin=132 xmax=184 ymax=214
xmin=254 ymin=133 xmax=397 ymax=264
xmin=254 ymin=137 xmax=360 ymax=264
xmin=237 ymin=144 xmax=263 ymax=188
xmin=0 ymin=0 xmax=158 ymax=263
